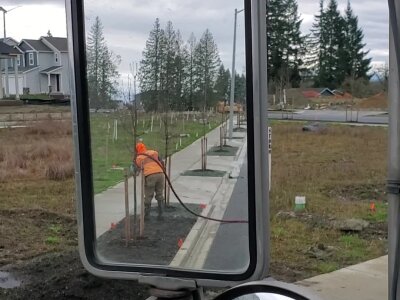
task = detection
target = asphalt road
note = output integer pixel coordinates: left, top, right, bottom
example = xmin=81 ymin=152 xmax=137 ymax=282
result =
xmin=203 ymin=163 xmax=249 ymax=271
xmin=268 ymin=110 xmax=388 ymax=124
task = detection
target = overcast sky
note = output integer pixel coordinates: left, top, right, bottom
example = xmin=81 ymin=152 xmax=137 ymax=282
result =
xmin=0 ymin=0 xmax=389 ymax=85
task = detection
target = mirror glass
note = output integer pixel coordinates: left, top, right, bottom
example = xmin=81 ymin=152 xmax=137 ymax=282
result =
xmin=83 ymin=0 xmax=250 ymax=272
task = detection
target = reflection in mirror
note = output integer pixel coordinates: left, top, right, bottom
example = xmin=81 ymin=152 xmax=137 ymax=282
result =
xmin=234 ymin=293 xmax=297 ymax=300
xmin=84 ymin=0 xmax=249 ymax=272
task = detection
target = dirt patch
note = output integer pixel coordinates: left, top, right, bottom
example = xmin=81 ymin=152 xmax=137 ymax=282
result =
xmin=323 ymin=183 xmax=385 ymax=202
xmin=97 ymin=204 xmax=202 ymax=265
xmin=0 ymin=209 xmax=77 ymax=267
xmin=207 ymin=145 xmax=239 ymax=156
xmin=356 ymin=92 xmax=388 ymax=109
xmin=0 ymin=250 xmax=150 ymax=300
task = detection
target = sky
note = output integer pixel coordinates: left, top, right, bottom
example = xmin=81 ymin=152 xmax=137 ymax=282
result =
xmin=0 ymin=0 xmax=389 ymax=85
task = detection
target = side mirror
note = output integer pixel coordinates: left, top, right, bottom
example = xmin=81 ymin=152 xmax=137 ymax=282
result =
xmin=214 ymin=281 xmax=320 ymax=300
xmin=67 ymin=0 xmax=269 ymax=289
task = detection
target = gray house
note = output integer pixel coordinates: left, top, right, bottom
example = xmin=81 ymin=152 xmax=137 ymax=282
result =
xmin=0 ymin=39 xmax=21 ymax=99
xmin=2 ymin=36 xmax=70 ymax=96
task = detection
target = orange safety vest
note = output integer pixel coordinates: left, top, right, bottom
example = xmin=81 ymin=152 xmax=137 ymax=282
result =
xmin=136 ymin=150 xmax=163 ymax=177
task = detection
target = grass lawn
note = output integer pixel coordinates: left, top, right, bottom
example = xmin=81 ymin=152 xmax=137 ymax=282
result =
xmin=90 ymin=111 xmax=223 ymax=193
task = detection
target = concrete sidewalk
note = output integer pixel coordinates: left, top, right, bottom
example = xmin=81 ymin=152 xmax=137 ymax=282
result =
xmin=296 ymin=255 xmax=388 ymax=299
xmin=94 ymin=123 xmax=247 ymax=237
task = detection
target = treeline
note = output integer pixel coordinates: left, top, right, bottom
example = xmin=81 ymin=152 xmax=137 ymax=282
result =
xmin=139 ymin=19 xmax=246 ymax=112
xmin=267 ymin=0 xmax=371 ymax=93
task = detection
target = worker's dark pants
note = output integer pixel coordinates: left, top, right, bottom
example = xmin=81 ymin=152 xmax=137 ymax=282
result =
xmin=144 ymin=173 xmax=164 ymax=216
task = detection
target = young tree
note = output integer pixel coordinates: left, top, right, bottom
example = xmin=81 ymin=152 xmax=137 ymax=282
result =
xmin=87 ymin=16 xmax=120 ymax=109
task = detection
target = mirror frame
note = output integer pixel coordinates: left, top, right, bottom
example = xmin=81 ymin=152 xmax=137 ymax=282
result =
xmin=66 ymin=0 xmax=269 ymax=286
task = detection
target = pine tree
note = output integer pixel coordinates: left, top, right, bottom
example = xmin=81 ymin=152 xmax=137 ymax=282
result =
xmin=183 ymin=33 xmax=197 ymax=110
xmin=193 ymin=29 xmax=221 ymax=110
xmin=139 ymin=18 xmax=166 ymax=111
xmin=304 ymin=0 xmax=326 ymax=84
xmin=311 ymin=0 xmax=345 ymax=89
xmin=234 ymin=73 xmax=246 ymax=103
xmin=214 ymin=65 xmax=231 ymax=102
xmin=266 ymin=0 xmax=305 ymax=93
xmin=87 ymin=16 xmax=120 ymax=109
xmin=342 ymin=0 xmax=371 ymax=81
xmin=173 ymin=31 xmax=188 ymax=111
xmin=159 ymin=21 xmax=177 ymax=111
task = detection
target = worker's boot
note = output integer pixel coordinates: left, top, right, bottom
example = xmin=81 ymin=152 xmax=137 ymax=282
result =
xmin=144 ymin=204 xmax=150 ymax=220
xmin=157 ymin=201 xmax=164 ymax=220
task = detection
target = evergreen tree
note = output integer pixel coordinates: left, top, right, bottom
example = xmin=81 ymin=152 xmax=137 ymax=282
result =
xmin=173 ymin=31 xmax=189 ymax=110
xmin=266 ymin=0 xmax=305 ymax=93
xmin=342 ymin=0 xmax=371 ymax=81
xmin=193 ymin=29 xmax=221 ymax=109
xmin=234 ymin=73 xmax=246 ymax=103
xmin=214 ymin=65 xmax=231 ymax=102
xmin=139 ymin=18 xmax=166 ymax=111
xmin=183 ymin=33 xmax=197 ymax=110
xmin=87 ymin=16 xmax=120 ymax=109
xmin=311 ymin=0 xmax=345 ymax=88
xmin=159 ymin=21 xmax=177 ymax=111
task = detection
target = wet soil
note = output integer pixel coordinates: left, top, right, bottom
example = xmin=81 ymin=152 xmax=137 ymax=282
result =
xmin=0 ymin=204 xmax=203 ymax=299
xmin=97 ymin=204 xmax=202 ymax=265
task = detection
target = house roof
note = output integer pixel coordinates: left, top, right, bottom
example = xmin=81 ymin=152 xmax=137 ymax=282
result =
xmin=22 ymin=39 xmax=52 ymax=52
xmin=0 ymin=41 xmax=20 ymax=56
xmin=41 ymin=66 xmax=62 ymax=74
xmin=0 ymin=37 xmax=19 ymax=46
xmin=42 ymin=37 xmax=68 ymax=52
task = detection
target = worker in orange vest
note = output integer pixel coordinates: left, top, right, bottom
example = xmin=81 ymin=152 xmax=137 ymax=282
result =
xmin=135 ymin=144 xmax=165 ymax=220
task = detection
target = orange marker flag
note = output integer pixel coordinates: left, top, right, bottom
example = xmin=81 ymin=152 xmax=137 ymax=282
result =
xmin=370 ymin=202 xmax=376 ymax=213
xmin=178 ymin=238 xmax=184 ymax=249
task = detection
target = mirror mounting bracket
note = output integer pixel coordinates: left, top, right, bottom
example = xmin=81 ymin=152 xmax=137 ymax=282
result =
xmin=139 ymin=275 xmax=203 ymax=299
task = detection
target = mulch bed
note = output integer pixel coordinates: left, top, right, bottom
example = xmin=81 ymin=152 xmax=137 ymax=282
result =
xmin=96 ymin=203 xmax=202 ymax=265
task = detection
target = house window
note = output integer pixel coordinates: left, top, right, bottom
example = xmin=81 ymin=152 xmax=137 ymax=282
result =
xmin=29 ymin=53 xmax=34 ymax=65
xmin=17 ymin=55 xmax=20 ymax=66
xmin=55 ymin=53 xmax=59 ymax=63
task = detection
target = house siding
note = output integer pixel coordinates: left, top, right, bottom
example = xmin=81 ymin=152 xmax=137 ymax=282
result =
xmin=38 ymin=53 xmax=54 ymax=71
xmin=25 ymin=69 xmax=41 ymax=94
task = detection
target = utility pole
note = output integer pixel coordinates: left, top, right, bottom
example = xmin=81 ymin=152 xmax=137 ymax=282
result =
xmin=228 ymin=8 xmax=244 ymax=140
